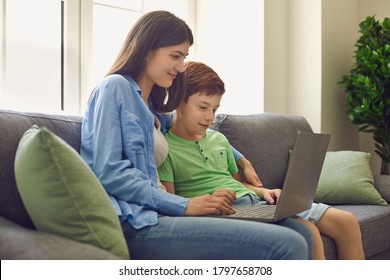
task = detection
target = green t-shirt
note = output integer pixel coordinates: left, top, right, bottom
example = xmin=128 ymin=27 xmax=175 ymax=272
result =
xmin=158 ymin=130 xmax=255 ymax=199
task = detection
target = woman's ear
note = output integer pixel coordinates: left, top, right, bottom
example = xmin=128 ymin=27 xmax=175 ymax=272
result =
xmin=145 ymin=50 xmax=155 ymax=62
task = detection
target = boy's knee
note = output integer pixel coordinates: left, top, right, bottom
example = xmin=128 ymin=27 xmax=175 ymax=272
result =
xmin=342 ymin=211 xmax=360 ymax=230
xmin=324 ymin=210 xmax=361 ymax=239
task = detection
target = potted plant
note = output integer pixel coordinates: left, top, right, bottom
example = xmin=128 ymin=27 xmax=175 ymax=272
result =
xmin=339 ymin=15 xmax=390 ymax=175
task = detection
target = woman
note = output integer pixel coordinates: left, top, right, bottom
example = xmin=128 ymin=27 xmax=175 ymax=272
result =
xmin=80 ymin=10 xmax=312 ymax=259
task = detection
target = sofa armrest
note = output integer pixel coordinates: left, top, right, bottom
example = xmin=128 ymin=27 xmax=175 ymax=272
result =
xmin=0 ymin=217 xmax=121 ymax=260
xmin=374 ymin=175 xmax=390 ymax=203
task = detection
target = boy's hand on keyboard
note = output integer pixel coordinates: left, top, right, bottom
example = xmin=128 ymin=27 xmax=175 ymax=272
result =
xmin=263 ymin=189 xmax=282 ymax=205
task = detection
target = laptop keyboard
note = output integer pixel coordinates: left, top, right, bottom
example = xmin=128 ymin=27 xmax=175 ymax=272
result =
xmin=232 ymin=204 xmax=277 ymax=219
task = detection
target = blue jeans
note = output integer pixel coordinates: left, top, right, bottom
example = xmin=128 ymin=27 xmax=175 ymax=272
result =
xmin=122 ymin=215 xmax=312 ymax=260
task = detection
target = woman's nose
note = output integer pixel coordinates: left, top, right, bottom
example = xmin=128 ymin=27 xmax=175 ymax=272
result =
xmin=175 ymin=60 xmax=185 ymax=73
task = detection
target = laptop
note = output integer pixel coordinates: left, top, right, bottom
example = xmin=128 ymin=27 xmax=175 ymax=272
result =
xmin=215 ymin=131 xmax=330 ymax=223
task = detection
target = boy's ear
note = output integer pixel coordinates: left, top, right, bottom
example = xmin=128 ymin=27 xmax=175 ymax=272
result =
xmin=176 ymin=101 xmax=185 ymax=109
xmin=175 ymin=103 xmax=182 ymax=115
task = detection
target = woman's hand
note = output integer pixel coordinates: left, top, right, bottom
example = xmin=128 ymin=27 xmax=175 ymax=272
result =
xmin=184 ymin=194 xmax=235 ymax=216
xmin=211 ymin=189 xmax=236 ymax=205
xmin=236 ymin=157 xmax=263 ymax=187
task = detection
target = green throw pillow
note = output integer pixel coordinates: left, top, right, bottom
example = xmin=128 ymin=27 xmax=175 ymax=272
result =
xmin=314 ymin=151 xmax=387 ymax=205
xmin=14 ymin=125 xmax=129 ymax=259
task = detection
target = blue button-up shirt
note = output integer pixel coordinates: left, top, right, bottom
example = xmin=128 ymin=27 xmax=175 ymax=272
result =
xmin=80 ymin=74 xmax=189 ymax=229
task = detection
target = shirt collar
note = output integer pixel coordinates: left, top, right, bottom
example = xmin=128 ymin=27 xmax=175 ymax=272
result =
xmin=122 ymin=75 xmax=142 ymax=96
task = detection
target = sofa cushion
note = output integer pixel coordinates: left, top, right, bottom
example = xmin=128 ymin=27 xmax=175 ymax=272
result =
xmin=14 ymin=125 xmax=129 ymax=259
xmin=212 ymin=113 xmax=312 ymax=188
xmin=0 ymin=217 xmax=121 ymax=260
xmin=326 ymin=205 xmax=390 ymax=259
xmin=314 ymin=151 xmax=387 ymax=205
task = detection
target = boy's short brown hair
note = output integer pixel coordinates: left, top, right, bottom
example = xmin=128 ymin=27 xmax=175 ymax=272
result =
xmin=183 ymin=61 xmax=225 ymax=102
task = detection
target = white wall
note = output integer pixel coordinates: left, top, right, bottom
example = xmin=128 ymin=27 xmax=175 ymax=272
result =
xmin=288 ymin=0 xmax=322 ymax=132
xmin=264 ymin=0 xmax=288 ymax=113
xmin=194 ymin=0 xmax=264 ymax=115
xmin=321 ymin=0 xmax=360 ymax=151
xmin=264 ymin=0 xmax=323 ymax=133
xmin=0 ymin=0 xmax=4 ymax=96
xmin=264 ymin=0 xmax=390 ymax=174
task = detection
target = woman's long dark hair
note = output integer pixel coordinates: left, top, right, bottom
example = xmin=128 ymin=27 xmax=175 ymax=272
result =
xmin=106 ymin=10 xmax=193 ymax=112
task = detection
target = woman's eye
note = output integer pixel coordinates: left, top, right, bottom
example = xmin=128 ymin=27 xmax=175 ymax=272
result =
xmin=171 ymin=55 xmax=180 ymax=60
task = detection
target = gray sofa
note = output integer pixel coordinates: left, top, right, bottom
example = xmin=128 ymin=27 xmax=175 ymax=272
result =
xmin=1 ymin=109 xmax=390 ymax=259
xmin=212 ymin=113 xmax=390 ymax=260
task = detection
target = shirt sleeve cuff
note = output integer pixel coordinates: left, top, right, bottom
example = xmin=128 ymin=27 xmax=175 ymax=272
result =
xmin=231 ymin=145 xmax=244 ymax=161
xmin=155 ymin=190 xmax=189 ymax=216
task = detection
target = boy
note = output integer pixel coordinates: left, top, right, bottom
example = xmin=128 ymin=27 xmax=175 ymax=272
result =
xmin=158 ymin=61 xmax=364 ymax=260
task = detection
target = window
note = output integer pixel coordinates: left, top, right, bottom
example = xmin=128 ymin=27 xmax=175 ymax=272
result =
xmin=91 ymin=0 xmax=192 ymax=89
xmin=1 ymin=0 xmax=64 ymax=114
xmin=193 ymin=0 xmax=264 ymax=115
xmin=81 ymin=0 xmax=193 ymax=113
xmin=0 ymin=0 xmax=264 ymax=115
xmin=0 ymin=0 xmax=192 ymax=115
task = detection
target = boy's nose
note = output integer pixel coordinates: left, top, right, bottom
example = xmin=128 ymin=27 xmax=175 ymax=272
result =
xmin=205 ymin=111 xmax=214 ymax=121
